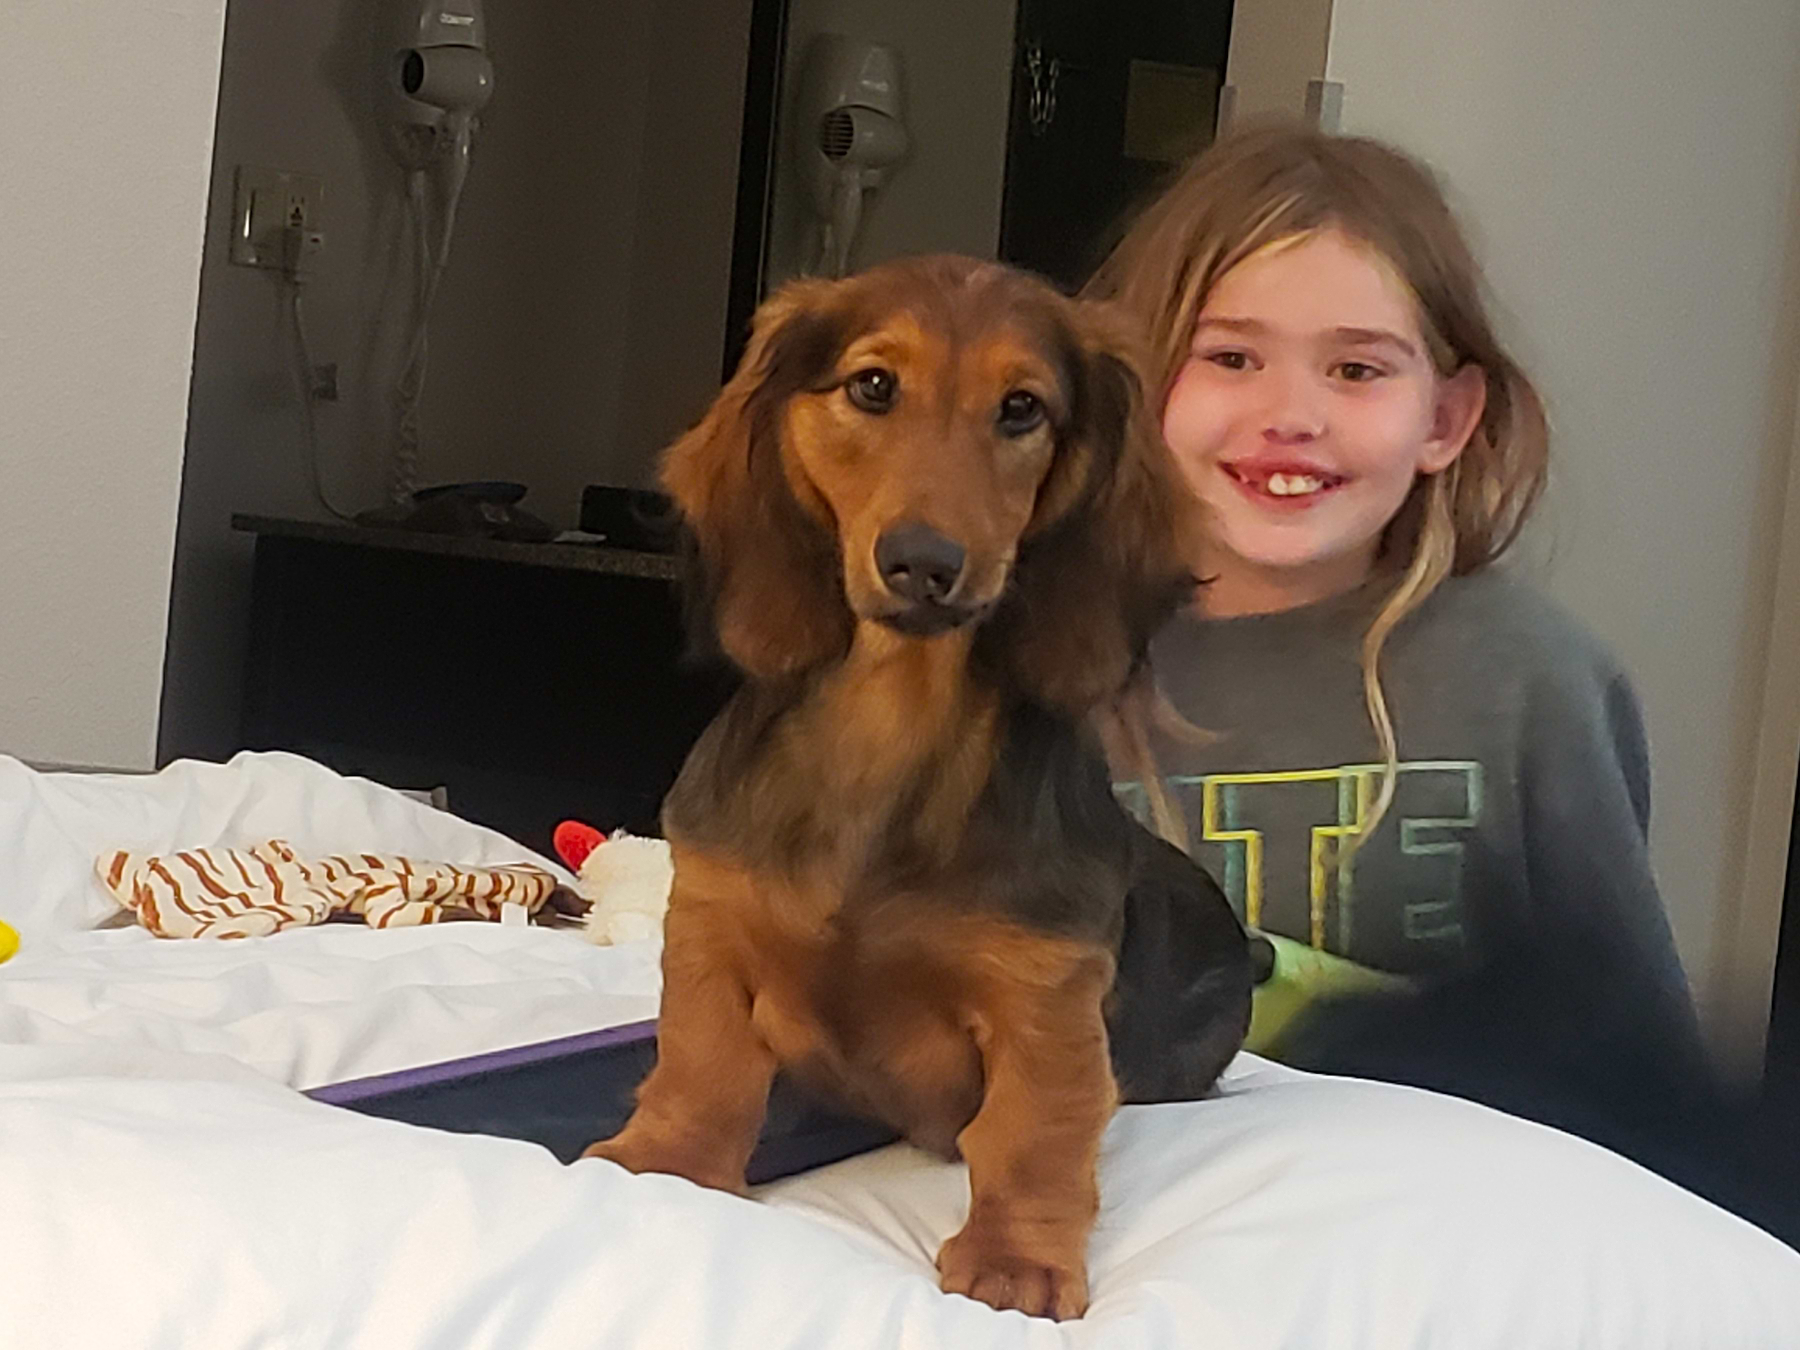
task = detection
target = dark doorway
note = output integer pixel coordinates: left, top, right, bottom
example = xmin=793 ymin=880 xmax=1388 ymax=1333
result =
xmin=998 ymin=0 xmax=1234 ymax=291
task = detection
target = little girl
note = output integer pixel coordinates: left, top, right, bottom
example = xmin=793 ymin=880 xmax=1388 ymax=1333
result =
xmin=1088 ymin=126 xmax=1717 ymax=1169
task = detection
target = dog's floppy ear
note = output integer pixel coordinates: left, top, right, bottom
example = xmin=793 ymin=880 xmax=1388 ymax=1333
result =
xmin=987 ymin=300 xmax=1199 ymax=713
xmin=661 ymin=280 xmax=854 ymax=680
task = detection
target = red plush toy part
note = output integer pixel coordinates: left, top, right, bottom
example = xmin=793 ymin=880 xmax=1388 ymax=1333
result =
xmin=553 ymin=820 xmax=606 ymax=872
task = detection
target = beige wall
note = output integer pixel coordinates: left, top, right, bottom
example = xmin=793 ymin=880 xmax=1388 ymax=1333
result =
xmin=765 ymin=0 xmax=1016 ymax=286
xmin=1323 ymin=0 xmax=1800 ymax=1068
xmin=160 ymin=0 xmax=751 ymax=762
xmin=0 ymin=1 xmax=228 ymax=770
xmin=1224 ymin=0 xmax=1334 ymax=125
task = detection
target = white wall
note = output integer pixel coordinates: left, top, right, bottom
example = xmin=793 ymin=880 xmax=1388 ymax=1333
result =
xmin=765 ymin=0 xmax=1016 ymax=286
xmin=0 ymin=1 xmax=228 ymax=770
xmin=1323 ymin=0 xmax=1800 ymax=1063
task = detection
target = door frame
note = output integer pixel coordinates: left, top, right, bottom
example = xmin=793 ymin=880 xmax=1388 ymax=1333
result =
xmin=1710 ymin=159 xmax=1800 ymax=1084
xmin=1713 ymin=355 xmax=1800 ymax=1085
xmin=720 ymin=0 xmax=790 ymax=381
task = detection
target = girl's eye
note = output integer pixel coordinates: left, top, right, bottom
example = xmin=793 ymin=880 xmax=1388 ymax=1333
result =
xmin=1335 ymin=361 xmax=1385 ymax=383
xmin=846 ymin=367 xmax=898 ymax=413
xmin=996 ymin=389 xmax=1046 ymax=436
xmin=1207 ymin=350 xmax=1252 ymax=371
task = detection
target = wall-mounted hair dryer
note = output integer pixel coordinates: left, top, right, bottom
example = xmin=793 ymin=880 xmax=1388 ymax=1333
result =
xmin=795 ymin=37 xmax=909 ymax=278
xmin=388 ymin=0 xmax=493 ymax=176
xmin=382 ymin=0 xmax=494 ymax=505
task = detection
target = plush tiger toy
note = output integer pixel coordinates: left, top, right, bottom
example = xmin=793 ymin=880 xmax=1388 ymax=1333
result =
xmin=97 ymin=840 xmax=564 ymax=939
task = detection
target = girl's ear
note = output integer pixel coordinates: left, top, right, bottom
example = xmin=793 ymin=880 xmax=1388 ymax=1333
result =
xmin=1422 ymin=362 xmax=1488 ymax=473
xmin=660 ymin=280 xmax=854 ymax=680
xmin=982 ymin=300 xmax=1199 ymax=714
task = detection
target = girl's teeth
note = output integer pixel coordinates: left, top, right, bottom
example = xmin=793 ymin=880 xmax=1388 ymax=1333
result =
xmin=1267 ymin=473 xmax=1325 ymax=496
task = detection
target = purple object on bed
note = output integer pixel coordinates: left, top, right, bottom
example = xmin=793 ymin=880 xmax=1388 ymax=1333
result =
xmin=305 ymin=1019 xmax=899 ymax=1184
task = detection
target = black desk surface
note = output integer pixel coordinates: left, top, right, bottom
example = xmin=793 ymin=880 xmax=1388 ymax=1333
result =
xmin=231 ymin=513 xmax=682 ymax=582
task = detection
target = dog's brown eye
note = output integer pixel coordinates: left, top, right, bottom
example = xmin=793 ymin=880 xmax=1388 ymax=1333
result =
xmin=846 ymin=367 xmax=897 ymax=413
xmin=997 ymin=390 xmax=1046 ymax=436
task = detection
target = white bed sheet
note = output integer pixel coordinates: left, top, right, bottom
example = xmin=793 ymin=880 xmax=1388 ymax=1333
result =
xmin=3 ymin=752 xmax=1796 ymax=1348
xmin=3 ymin=1042 xmax=1795 ymax=1350
xmin=0 ymin=921 xmax=660 ymax=1088
xmin=0 ymin=751 xmax=659 ymax=1087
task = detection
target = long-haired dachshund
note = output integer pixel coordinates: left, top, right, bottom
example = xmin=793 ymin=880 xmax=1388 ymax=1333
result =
xmin=584 ymin=256 xmax=1250 ymax=1320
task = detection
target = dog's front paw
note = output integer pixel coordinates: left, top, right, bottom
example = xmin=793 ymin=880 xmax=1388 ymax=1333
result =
xmin=579 ymin=1132 xmax=745 ymax=1195
xmin=937 ymin=1221 xmax=1089 ymax=1321
xmin=578 ymin=1136 xmax=637 ymax=1168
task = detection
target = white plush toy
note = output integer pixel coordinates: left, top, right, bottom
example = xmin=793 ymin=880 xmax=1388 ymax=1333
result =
xmin=552 ymin=820 xmax=673 ymax=946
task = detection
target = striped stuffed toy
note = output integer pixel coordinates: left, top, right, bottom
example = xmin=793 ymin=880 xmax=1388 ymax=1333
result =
xmin=98 ymin=840 xmax=563 ymax=939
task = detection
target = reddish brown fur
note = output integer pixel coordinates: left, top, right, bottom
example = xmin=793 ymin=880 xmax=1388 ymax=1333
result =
xmin=584 ymin=257 xmax=1201 ymax=1321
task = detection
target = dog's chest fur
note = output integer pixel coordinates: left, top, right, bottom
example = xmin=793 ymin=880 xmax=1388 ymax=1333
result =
xmin=663 ymin=627 xmax=1132 ymax=943
xmin=659 ymin=631 xmax=1136 ymax=1152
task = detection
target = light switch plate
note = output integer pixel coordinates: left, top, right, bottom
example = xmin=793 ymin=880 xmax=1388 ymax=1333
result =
xmin=230 ymin=165 xmax=324 ymax=269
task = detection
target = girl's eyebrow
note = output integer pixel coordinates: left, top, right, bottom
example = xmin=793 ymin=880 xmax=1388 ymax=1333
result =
xmin=1333 ymin=326 xmax=1420 ymax=359
xmin=1195 ymin=317 xmax=1421 ymax=361
xmin=1193 ymin=316 xmax=1267 ymax=336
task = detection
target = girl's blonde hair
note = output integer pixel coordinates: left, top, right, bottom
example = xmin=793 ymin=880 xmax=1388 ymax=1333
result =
xmin=1086 ymin=123 xmax=1550 ymax=845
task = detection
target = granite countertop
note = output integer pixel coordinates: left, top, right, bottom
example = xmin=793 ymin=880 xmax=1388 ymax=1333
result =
xmin=232 ymin=514 xmax=683 ymax=582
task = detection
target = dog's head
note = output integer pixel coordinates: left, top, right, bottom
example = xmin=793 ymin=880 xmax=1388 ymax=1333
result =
xmin=663 ymin=255 xmax=1197 ymax=712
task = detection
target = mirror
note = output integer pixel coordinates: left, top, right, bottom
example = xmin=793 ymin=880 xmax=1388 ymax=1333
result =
xmin=727 ymin=0 xmax=1234 ymax=371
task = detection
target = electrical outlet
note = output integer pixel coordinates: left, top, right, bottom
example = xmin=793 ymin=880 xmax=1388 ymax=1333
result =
xmin=230 ymin=165 xmax=325 ymax=269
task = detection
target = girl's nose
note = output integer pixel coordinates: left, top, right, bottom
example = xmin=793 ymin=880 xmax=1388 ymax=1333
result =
xmin=1260 ymin=365 xmax=1325 ymax=444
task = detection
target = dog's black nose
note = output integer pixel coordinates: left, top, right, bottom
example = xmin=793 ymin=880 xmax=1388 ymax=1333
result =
xmin=876 ymin=522 xmax=967 ymax=605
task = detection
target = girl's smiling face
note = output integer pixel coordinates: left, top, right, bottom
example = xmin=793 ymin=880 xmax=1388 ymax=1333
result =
xmin=1161 ymin=227 xmax=1486 ymax=617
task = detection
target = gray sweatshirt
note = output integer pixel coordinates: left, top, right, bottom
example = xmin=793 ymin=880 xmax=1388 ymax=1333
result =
xmin=1139 ymin=569 xmax=1716 ymax=1157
